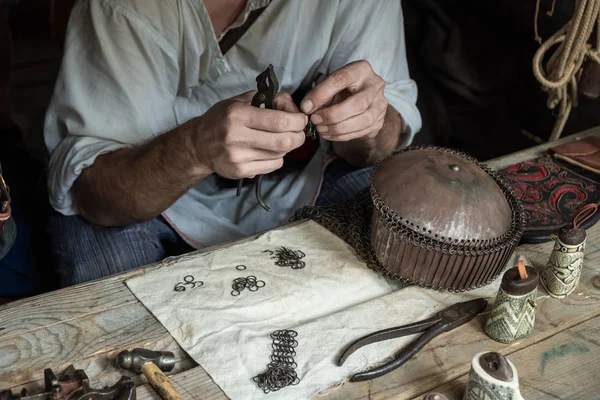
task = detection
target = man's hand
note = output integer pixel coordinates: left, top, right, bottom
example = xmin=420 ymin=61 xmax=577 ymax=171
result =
xmin=300 ymin=60 xmax=388 ymax=141
xmin=73 ymin=91 xmax=307 ymax=227
xmin=300 ymin=60 xmax=404 ymax=167
xmin=193 ymin=91 xmax=307 ymax=180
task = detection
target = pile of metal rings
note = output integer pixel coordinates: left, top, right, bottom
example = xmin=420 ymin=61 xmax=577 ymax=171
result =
xmin=265 ymin=247 xmax=306 ymax=269
xmin=253 ymin=330 xmax=300 ymax=393
xmin=231 ymin=275 xmax=266 ymax=296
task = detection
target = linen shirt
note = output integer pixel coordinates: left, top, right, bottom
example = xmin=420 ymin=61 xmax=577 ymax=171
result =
xmin=44 ymin=0 xmax=421 ymax=248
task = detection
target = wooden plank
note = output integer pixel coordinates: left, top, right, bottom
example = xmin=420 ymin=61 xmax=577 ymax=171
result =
xmin=0 ymin=222 xmax=306 ymax=394
xmin=127 ymin=222 xmax=600 ymax=400
xmin=2 ymin=133 xmax=599 ymax=399
xmin=0 ymin=298 xmax=197 ymax=392
xmin=411 ymin=316 xmax=600 ymax=400
xmin=485 ymin=128 xmax=600 ymax=170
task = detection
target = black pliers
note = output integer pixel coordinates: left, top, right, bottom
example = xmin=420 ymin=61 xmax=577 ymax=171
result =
xmin=236 ymin=64 xmax=279 ymax=212
xmin=337 ymin=298 xmax=487 ymax=382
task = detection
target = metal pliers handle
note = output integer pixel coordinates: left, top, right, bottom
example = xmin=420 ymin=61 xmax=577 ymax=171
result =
xmin=337 ymin=298 xmax=487 ymax=382
xmin=236 ymin=64 xmax=279 ymax=212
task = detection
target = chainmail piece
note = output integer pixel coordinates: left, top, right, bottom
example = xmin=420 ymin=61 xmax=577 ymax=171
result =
xmin=291 ymin=189 xmax=382 ymax=271
xmin=253 ymin=330 xmax=300 ymax=393
xmin=291 ymin=146 xmax=525 ymax=292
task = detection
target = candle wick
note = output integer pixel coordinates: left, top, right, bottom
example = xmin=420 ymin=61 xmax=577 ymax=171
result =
xmin=518 ymin=259 xmax=528 ymax=280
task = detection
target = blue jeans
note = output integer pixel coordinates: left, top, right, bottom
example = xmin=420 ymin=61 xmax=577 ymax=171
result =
xmin=50 ymin=159 xmax=373 ymax=286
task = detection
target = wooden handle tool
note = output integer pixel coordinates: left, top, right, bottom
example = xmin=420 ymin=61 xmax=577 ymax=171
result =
xmin=141 ymin=362 xmax=184 ymax=400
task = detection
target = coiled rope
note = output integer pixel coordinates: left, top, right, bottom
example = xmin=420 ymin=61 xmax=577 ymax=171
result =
xmin=533 ymin=0 xmax=600 ymax=141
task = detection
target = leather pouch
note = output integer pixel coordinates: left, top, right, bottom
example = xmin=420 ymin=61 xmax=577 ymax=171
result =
xmin=549 ymin=136 xmax=600 ymax=175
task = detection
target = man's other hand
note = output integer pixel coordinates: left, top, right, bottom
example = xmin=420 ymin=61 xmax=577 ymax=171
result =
xmin=300 ymin=60 xmax=388 ymax=142
xmin=192 ymin=91 xmax=307 ymax=180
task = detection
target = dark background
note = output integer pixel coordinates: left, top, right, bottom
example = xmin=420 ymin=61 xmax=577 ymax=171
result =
xmin=1 ymin=0 xmax=599 ymax=299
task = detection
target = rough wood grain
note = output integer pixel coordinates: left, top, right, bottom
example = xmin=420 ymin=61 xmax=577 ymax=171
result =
xmin=411 ymin=316 xmax=600 ymax=400
xmin=0 ymin=222 xmax=306 ymax=394
xmin=1 ymin=137 xmax=600 ymax=399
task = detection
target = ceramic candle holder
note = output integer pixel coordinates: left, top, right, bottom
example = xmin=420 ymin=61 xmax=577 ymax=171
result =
xmin=541 ymin=203 xmax=598 ymax=299
xmin=464 ymin=352 xmax=523 ymax=400
xmin=541 ymin=231 xmax=586 ymax=299
xmin=484 ymin=261 xmax=539 ymax=343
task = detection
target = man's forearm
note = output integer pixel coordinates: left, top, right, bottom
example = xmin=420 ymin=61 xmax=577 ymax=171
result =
xmin=333 ymin=105 xmax=404 ymax=167
xmin=73 ymin=119 xmax=211 ymax=227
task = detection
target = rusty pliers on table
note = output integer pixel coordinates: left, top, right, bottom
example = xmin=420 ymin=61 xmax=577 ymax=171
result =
xmin=337 ymin=298 xmax=487 ymax=382
xmin=236 ymin=64 xmax=279 ymax=212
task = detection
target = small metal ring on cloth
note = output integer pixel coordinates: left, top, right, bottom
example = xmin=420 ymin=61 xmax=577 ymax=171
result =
xmin=256 ymin=280 xmax=266 ymax=287
xmin=236 ymin=265 xmax=247 ymax=270
xmin=248 ymin=285 xmax=259 ymax=292
xmin=291 ymin=261 xmax=306 ymax=269
xmin=247 ymin=275 xmax=257 ymax=281
xmin=174 ymin=283 xmax=186 ymax=292
xmin=231 ymin=290 xmax=240 ymax=296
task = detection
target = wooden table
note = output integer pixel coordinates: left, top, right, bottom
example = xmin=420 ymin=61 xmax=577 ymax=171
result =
xmin=2 ymin=129 xmax=600 ymax=399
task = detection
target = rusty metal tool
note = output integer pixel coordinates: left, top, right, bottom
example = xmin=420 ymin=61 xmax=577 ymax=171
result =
xmin=236 ymin=64 xmax=279 ymax=212
xmin=337 ymin=298 xmax=488 ymax=382
xmin=117 ymin=348 xmax=181 ymax=400
xmin=0 ymin=365 xmax=136 ymax=399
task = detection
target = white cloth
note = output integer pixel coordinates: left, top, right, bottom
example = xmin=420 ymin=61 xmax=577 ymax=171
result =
xmin=43 ymin=0 xmax=422 ymax=248
xmin=126 ymin=221 xmax=508 ymax=399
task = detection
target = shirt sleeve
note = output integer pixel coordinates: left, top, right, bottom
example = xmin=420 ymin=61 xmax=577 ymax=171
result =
xmin=44 ymin=0 xmax=180 ymax=215
xmin=326 ymin=0 xmax=422 ymax=143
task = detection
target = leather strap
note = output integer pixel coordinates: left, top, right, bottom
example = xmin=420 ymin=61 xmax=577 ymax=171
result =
xmin=573 ymin=203 xmax=599 ymax=229
xmin=219 ymin=5 xmax=269 ymax=56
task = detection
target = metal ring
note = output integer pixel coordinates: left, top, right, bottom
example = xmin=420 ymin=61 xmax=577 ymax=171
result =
xmin=174 ymin=283 xmax=185 ymax=292
xmin=236 ymin=265 xmax=247 ymax=271
xmin=256 ymin=280 xmax=266 ymax=287
xmin=231 ymin=290 xmax=240 ymax=296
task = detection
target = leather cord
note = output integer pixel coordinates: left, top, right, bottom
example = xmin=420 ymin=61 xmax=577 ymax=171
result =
xmin=219 ymin=5 xmax=269 ymax=56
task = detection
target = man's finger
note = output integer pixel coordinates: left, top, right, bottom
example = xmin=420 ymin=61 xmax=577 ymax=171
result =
xmin=247 ymin=130 xmax=306 ymax=153
xmin=300 ymin=61 xmax=370 ymax=114
xmin=322 ymin=125 xmax=379 ymax=142
xmin=316 ymin=104 xmax=382 ymax=135
xmin=242 ymin=106 xmax=307 ymax=133
xmin=233 ymin=90 xmax=259 ymax=103
xmin=274 ymin=92 xmax=301 ymax=113
xmin=233 ymin=148 xmax=289 ymax=163
xmin=240 ymin=159 xmax=285 ymax=178
xmin=311 ymin=86 xmax=380 ymax=125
